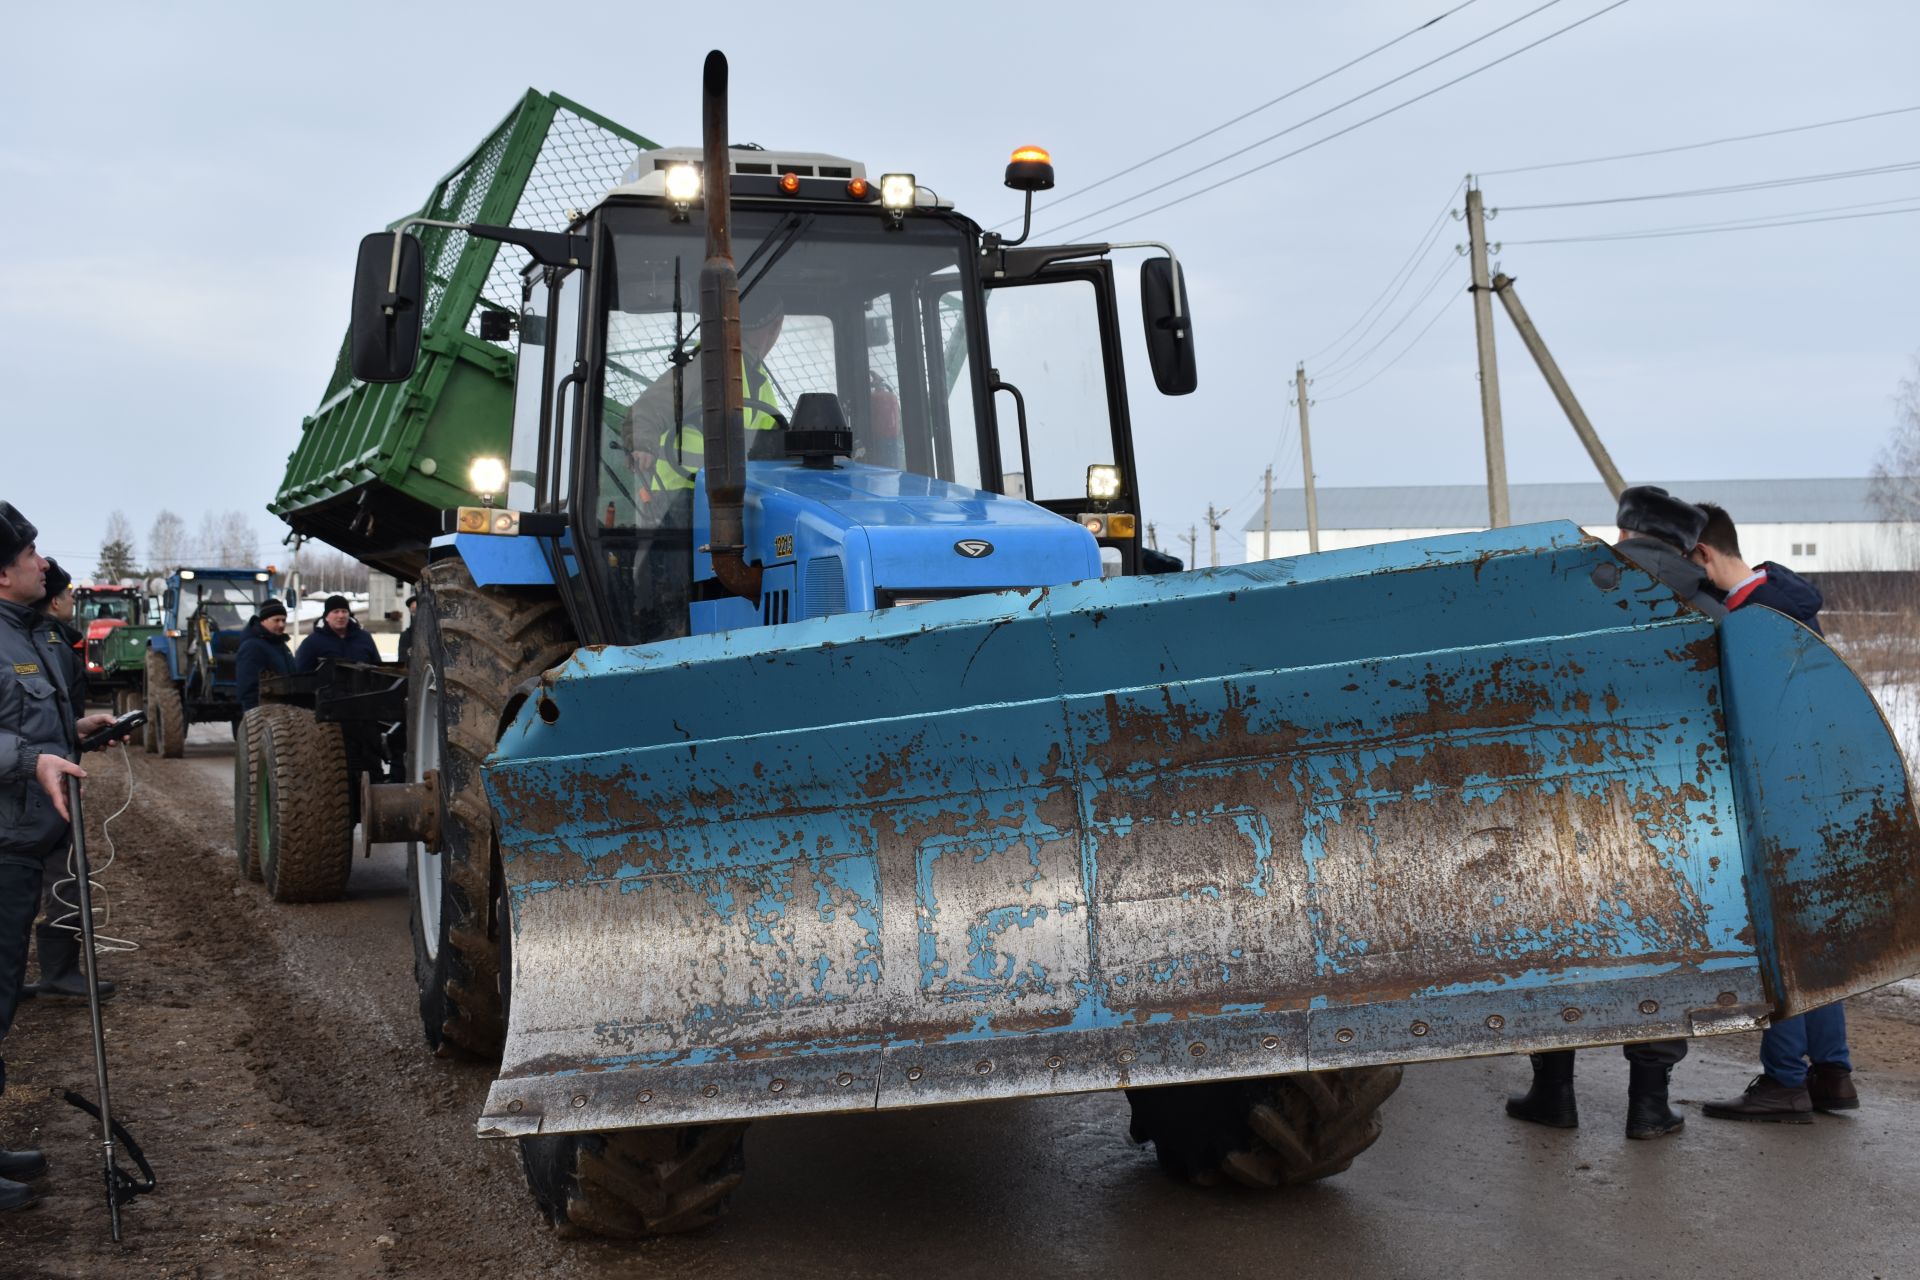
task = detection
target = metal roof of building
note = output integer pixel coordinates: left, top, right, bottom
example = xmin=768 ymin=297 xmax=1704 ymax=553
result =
xmin=1240 ymin=478 xmax=1881 ymax=533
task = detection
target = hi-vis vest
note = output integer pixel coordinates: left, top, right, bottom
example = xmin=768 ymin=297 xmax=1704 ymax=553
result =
xmin=652 ymin=358 xmax=781 ymax=492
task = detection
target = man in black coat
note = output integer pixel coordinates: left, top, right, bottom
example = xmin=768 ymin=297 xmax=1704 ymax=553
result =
xmin=33 ymin=560 xmax=86 ymax=710
xmin=1688 ymin=501 xmax=1856 ymax=1123
xmin=294 ymin=594 xmax=380 ymax=671
xmin=235 ymin=598 xmax=295 ymax=712
xmin=1506 ymin=486 xmax=1718 ymax=1142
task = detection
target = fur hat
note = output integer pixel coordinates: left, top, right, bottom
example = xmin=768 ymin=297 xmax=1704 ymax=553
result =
xmin=1616 ymin=485 xmax=1708 ymax=553
xmin=36 ymin=558 xmax=71 ymax=609
xmin=0 ymin=502 xmax=37 ymax=569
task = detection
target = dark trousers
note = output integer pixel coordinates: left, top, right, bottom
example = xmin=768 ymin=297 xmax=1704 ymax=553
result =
xmin=1534 ymin=1038 xmax=1687 ymax=1074
xmin=0 ymin=855 xmax=48 ymax=1096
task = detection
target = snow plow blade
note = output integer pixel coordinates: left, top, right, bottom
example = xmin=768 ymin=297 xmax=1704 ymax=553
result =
xmin=477 ymin=521 xmax=1920 ymax=1138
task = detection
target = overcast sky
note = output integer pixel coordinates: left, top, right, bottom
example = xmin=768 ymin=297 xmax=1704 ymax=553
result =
xmin=4 ymin=0 xmax=1916 ymax=573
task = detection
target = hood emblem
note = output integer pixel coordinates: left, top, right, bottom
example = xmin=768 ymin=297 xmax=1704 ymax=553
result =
xmin=954 ymin=539 xmax=995 ymax=559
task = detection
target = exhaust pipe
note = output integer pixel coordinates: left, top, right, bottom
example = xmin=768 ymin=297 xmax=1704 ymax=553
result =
xmin=699 ymin=49 xmax=762 ymax=603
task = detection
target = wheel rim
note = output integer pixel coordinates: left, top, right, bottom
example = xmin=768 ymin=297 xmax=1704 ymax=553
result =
xmin=413 ymin=661 xmax=444 ymax=960
xmin=257 ymin=752 xmax=275 ymax=879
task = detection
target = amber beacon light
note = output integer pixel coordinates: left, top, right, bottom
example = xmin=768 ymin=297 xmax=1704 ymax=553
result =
xmin=1004 ymin=145 xmax=1055 ymax=192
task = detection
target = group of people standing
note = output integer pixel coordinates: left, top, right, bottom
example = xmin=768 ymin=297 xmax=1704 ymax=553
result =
xmin=1505 ymin=484 xmax=1853 ymax=1141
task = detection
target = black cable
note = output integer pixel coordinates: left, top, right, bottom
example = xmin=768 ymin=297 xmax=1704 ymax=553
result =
xmin=1503 ymin=201 xmax=1920 ymax=244
xmin=1318 ymin=289 xmax=1464 ymax=401
xmin=1318 ymin=253 xmax=1462 ymax=384
xmin=1305 ymin=179 xmax=1464 ymax=365
xmin=1502 ymin=190 xmax=1920 ymax=239
xmin=1057 ymin=0 xmax=1635 ymax=242
xmin=993 ymin=0 xmax=1485 ymax=231
xmin=1497 ymin=159 xmax=1920 ymax=211
xmin=1038 ymin=0 xmax=1581 ymax=239
xmin=1483 ymin=103 xmax=1920 ymax=176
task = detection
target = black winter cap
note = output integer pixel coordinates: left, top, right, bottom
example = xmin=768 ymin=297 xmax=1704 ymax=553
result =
xmin=37 ymin=558 xmax=71 ymax=609
xmin=323 ymin=594 xmax=351 ymax=615
xmin=0 ymin=501 xmax=37 ymax=568
xmin=1616 ymin=485 xmax=1708 ymax=553
xmin=258 ymin=598 xmax=288 ymax=620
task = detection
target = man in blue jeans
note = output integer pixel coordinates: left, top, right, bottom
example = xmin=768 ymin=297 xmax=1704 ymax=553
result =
xmin=1689 ymin=501 xmax=1857 ymax=1122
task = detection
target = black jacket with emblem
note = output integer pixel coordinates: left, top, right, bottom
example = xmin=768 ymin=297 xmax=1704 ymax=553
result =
xmin=0 ymin=597 xmax=78 ymax=861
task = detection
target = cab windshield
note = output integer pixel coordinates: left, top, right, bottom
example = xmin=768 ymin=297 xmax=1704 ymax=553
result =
xmin=193 ymin=581 xmax=266 ymax=631
xmin=584 ymin=205 xmax=989 ymax=642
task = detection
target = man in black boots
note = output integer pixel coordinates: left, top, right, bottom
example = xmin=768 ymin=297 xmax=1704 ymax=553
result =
xmin=1506 ymin=486 xmax=1723 ymax=1141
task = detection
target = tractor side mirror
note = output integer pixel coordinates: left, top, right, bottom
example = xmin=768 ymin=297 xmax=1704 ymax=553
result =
xmin=1140 ymin=257 xmax=1197 ymax=396
xmin=350 ymin=231 xmax=425 ymax=384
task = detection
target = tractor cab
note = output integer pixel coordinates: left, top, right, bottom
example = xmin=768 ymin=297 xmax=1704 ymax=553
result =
xmin=74 ymin=585 xmax=146 ymax=676
xmin=153 ymin=567 xmax=277 ymax=706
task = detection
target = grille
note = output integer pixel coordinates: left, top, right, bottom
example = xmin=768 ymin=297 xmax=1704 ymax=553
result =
xmin=804 ymin=557 xmax=847 ymax=617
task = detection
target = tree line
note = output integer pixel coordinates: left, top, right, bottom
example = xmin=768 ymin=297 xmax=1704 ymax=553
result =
xmin=92 ymin=509 xmax=370 ymax=592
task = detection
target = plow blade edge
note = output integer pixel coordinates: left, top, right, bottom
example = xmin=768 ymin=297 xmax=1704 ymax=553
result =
xmin=479 ymin=521 xmax=1920 ymax=1137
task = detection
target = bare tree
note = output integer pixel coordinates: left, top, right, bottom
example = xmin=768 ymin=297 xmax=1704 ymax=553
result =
xmin=97 ymin=510 xmax=138 ymax=582
xmin=216 ymin=510 xmax=259 ymax=565
xmin=146 ymin=509 xmax=186 ymax=574
xmin=1869 ymin=352 xmax=1920 ymax=521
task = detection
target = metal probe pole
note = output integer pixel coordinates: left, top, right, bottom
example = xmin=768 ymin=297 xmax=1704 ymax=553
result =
xmin=64 ymin=774 xmax=123 ymax=1242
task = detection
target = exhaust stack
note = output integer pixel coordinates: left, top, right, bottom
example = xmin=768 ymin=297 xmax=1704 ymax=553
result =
xmin=698 ymin=49 xmax=762 ymax=603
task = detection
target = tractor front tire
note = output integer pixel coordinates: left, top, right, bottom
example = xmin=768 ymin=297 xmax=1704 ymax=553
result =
xmin=257 ymin=707 xmax=354 ymax=903
xmin=408 ymin=558 xmax=572 ymax=1060
xmin=145 ymin=653 xmax=185 ymax=758
xmin=1127 ymin=1066 xmax=1403 ymax=1189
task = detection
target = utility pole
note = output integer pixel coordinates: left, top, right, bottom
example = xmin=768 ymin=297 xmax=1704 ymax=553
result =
xmin=1260 ymin=466 xmax=1273 ymax=560
xmin=1295 ymin=363 xmax=1320 ymax=553
xmin=1206 ymin=505 xmax=1225 ymax=568
xmin=1491 ymin=273 xmax=1626 ymax=499
xmin=1182 ymin=525 xmax=1198 ymax=570
xmin=1466 ymin=184 xmax=1510 ymax=528
xmin=1146 ymin=521 xmax=1159 ymax=551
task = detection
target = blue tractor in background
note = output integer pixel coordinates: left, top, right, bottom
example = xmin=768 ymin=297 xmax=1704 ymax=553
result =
xmin=143 ymin=566 xmax=276 ymax=757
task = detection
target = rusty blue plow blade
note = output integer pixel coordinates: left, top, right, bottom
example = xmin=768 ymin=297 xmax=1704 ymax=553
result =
xmin=478 ymin=521 xmax=1920 ymax=1138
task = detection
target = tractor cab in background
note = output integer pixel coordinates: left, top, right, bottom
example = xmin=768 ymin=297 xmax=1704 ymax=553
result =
xmin=143 ymin=567 xmax=276 ymax=755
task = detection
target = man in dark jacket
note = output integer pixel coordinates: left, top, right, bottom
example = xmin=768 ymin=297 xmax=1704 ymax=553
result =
xmin=0 ymin=502 xmax=118 ymax=1211
xmin=1506 ymin=485 xmax=1717 ymax=1142
xmin=294 ymin=594 xmax=380 ymax=671
xmin=1689 ymin=501 xmax=1855 ymax=1123
xmin=235 ymin=599 xmax=295 ymax=712
xmin=33 ymin=560 xmax=86 ymax=710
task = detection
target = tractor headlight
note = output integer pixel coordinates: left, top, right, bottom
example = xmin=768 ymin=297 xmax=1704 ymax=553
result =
xmin=1086 ymin=464 xmax=1123 ymax=501
xmin=179 ymin=570 xmax=196 ymax=580
xmin=664 ymin=163 xmax=702 ymax=204
xmin=879 ymin=173 xmax=916 ymax=212
xmin=254 ymin=572 xmax=271 ymax=582
xmin=468 ymin=456 xmax=508 ymax=497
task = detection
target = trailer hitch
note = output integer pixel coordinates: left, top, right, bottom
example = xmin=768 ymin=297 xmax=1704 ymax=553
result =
xmin=356 ymin=770 xmax=441 ymax=857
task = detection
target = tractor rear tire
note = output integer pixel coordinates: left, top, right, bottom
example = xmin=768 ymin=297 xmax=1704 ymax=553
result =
xmin=494 ymin=873 xmax=748 ymax=1237
xmin=257 ymin=707 xmax=354 ymax=903
xmin=408 ymin=558 xmax=572 ymax=1059
xmin=1126 ymin=1066 xmax=1403 ymax=1189
xmin=234 ymin=705 xmax=293 ymax=883
xmin=145 ymin=653 xmax=185 ymax=758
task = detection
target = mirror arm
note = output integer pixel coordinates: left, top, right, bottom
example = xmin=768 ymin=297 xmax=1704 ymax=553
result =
xmin=1106 ymin=240 xmax=1186 ymax=335
xmin=383 ymin=218 xmax=590 ymax=301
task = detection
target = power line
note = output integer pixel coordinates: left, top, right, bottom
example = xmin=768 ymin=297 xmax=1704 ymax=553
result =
xmin=1037 ymin=0 xmax=1584 ymax=239
xmin=1057 ymin=0 xmax=1635 ymax=243
xmin=1305 ymin=179 xmax=1464 ymax=365
xmin=1318 ymin=288 xmax=1465 ymax=402
xmin=1503 ymin=201 xmax=1920 ymax=245
xmin=996 ymin=0 xmax=1486 ymax=231
xmin=1496 ymin=158 xmax=1920 ymax=211
xmin=1318 ymin=253 xmax=1463 ymax=384
xmin=1482 ymin=103 xmax=1920 ymax=177
xmin=1502 ymin=190 xmax=1920 ymax=239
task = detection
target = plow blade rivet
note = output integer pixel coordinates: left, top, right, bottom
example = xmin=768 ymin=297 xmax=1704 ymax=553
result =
xmin=1188 ymin=1042 xmax=1207 ymax=1057
xmin=1717 ymin=991 xmax=1738 ymax=1006
xmin=905 ymin=1067 xmax=924 ymax=1082
xmin=1561 ymin=1007 xmax=1583 ymax=1023
xmin=769 ymin=1079 xmax=786 ymax=1093
xmin=835 ymin=1072 xmax=854 ymax=1087
xmin=637 ymin=1090 xmax=653 ymax=1103
xmin=1045 ymin=1056 xmax=1064 ymax=1071
xmin=1410 ymin=1022 xmax=1429 ymax=1037
xmin=1116 ymin=1050 xmax=1137 ymax=1066
xmin=1638 ymin=1000 xmax=1660 ymax=1015
xmin=1260 ymin=1035 xmax=1280 ymax=1050
xmin=506 ymin=1100 xmax=524 ymax=1114
xmin=703 ymin=1084 xmax=720 ymax=1098
xmin=1335 ymin=1028 xmax=1356 ymax=1044
xmin=1485 ymin=1015 xmax=1506 ymax=1030
xmin=570 ymin=1094 xmax=587 ymax=1108
xmin=975 ymin=1060 xmax=993 ymax=1075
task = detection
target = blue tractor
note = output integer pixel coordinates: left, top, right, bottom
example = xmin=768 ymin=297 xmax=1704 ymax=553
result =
xmin=142 ymin=566 xmax=277 ymax=757
xmin=327 ymin=53 xmax=1920 ymax=1241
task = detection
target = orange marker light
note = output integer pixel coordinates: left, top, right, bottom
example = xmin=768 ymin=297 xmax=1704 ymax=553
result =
xmin=779 ymin=171 xmax=802 ymax=194
xmin=846 ymin=176 xmax=870 ymax=199
xmin=1010 ymin=145 xmax=1052 ymax=165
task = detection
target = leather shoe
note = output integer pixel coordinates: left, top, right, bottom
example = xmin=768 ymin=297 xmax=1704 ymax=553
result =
xmin=1808 ymin=1063 xmax=1859 ymax=1112
xmin=1702 ymin=1073 xmax=1813 ymax=1123
xmin=0 ymin=1149 xmax=47 ymax=1181
xmin=0 ymin=1175 xmax=40 ymax=1212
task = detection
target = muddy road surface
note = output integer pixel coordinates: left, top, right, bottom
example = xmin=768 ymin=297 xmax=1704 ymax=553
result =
xmin=3 ymin=726 xmax=1918 ymax=1278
